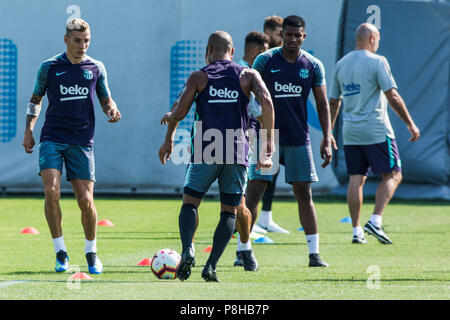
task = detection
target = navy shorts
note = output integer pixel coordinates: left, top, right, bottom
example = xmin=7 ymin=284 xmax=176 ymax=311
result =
xmin=39 ymin=140 xmax=95 ymax=182
xmin=344 ymin=137 xmax=402 ymax=176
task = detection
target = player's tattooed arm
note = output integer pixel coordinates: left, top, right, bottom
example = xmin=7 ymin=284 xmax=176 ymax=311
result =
xmin=164 ymin=70 xmax=206 ymax=123
xmin=159 ymin=100 xmax=183 ymax=164
xmin=247 ymin=69 xmax=274 ymax=136
xmin=23 ymin=94 xmax=43 ymax=153
xmin=100 ymin=97 xmax=121 ymax=123
xmin=247 ymin=69 xmax=275 ymax=168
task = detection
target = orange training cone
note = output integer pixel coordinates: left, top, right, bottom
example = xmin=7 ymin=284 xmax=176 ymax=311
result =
xmin=20 ymin=227 xmax=39 ymax=234
xmin=202 ymin=245 xmax=212 ymax=253
xmin=68 ymin=272 xmax=92 ymax=280
xmin=137 ymin=258 xmax=152 ymax=266
xmin=98 ymin=219 xmax=114 ymax=227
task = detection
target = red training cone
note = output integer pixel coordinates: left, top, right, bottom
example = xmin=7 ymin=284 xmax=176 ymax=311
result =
xmin=68 ymin=272 xmax=92 ymax=280
xmin=137 ymin=258 xmax=152 ymax=266
xmin=202 ymin=245 xmax=212 ymax=253
xmin=20 ymin=227 xmax=39 ymax=234
xmin=98 ymin=219 xmax=114 ymax=227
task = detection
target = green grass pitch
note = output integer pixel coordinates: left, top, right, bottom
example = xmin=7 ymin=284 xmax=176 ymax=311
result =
xmin=0 ymin=196 xmax=448 ymax=300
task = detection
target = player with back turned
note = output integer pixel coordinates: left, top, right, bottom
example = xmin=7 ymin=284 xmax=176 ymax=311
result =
xmin=159 ymin=31 xmax=275 ymax=282
xmin=328 ymin=23 xmax=420 ymax=244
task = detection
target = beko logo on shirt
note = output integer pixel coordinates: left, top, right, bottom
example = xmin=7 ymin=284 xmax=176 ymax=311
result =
xmin=208 ymin=85 xmax=238 ymax=103
xmin=59 ymin=84 xmax=89 ymax=101
xmin=274 ymin=81 xmax=302 ymax=98
xmin=342 ymin=82 xmax=361 ymax=96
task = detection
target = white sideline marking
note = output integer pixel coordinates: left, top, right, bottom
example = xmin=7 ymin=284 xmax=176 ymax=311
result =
xmin=0 ymin=280 xmax=29 ymax=288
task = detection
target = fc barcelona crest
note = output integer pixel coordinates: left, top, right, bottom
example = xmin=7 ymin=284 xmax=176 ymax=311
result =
xmin=299 ymin=68 xmax=309 ymax=79
xmin=83 ymin=69 xmax=93 ymax=80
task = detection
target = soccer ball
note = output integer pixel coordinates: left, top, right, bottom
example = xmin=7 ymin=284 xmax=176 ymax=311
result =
xmin=151 ymin=248 xmax=181 ymax=280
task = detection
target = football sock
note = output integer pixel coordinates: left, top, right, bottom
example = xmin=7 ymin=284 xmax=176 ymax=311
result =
xmin=179 ymin=203 xmax=197 ymax=254
xmin=84 ymin=239 xmax=97 ymax=254
xmin=237 ymin=234 xmax=252 ymax=251
xmin=353 ymin=226 xmax=364 ymax=237
xmin=305 ymin=234 xmax=319 ymax=254
xmin=206 ymin=211 xmax=236 ymax=269
xmin=261 ymin=181 xmax=276 ymax=212
xmin=259 ymin=210 xmax=272 ymax=225
xmin=52 ymin=236 xmax=67 ymax=253
xmin=370 ymin=214 xmax=382 ymax=228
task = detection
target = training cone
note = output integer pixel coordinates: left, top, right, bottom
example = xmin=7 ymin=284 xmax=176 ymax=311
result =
xmin=137 ymin=258 xmax=152 ymax=266
xmin=254 ymin=236 xmax=274 ymax=244
xmin=298 ymin=227 xmax=304 ymax=231
xmin=98 ymin=219 xmax=114 ymax=227
xmin=20 ymin=227 xmax=39 ymax=234
xmin=340 ymin=217 xmax=352 ymax=224
xmin=68 ymin=272 xmax=92 ymax=280
xmin=202 ymin=245 xmax=212 ymax=253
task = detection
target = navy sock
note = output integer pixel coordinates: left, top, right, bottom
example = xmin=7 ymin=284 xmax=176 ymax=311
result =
xmin=206 ymin=211 xmax=236 ymax=270
xmin=179 ymin=204 xmax=197 ymax=254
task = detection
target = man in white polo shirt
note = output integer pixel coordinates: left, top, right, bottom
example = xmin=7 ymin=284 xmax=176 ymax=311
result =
xmin=328 ymin=23 xmax=420 ymax=245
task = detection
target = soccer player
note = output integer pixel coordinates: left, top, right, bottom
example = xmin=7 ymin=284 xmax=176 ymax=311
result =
xmin=233 ymin=31 xmax=269 ymax=270
xmin=159 ymin=31 xmax=275 ymax=282
xmin=245 ymin=15 xmax=333 ymax=267
xmin=22 ymin=18 xmax=121 ymax=274
xmin=253 ymin=14 xmax=290 ymax=234
xmin=263 ymin=15 xmax=283 ymax=49
xmin=328 ymin=23 xmax=420 ymax=244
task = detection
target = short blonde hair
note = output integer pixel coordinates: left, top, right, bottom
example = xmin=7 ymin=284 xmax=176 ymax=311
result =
xmin=66 ymin=18 xmax=90 ymax=35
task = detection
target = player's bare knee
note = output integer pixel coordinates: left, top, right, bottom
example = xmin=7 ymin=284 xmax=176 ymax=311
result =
xmin=293 ymin=182 xmax=312 ymax=203
xmin=77 ymin=194 xmax=95 ymax=213
xmin=383 ymin=170 xmax=402 ymax=185
xmin=221 ymin=203 xmax=238 ymax=214
xmin=182 ymin=194 xmax=201 ymax=208
xmin=349 ymin=174 xmax=366 ymax=186
xmin=44 ymin=185 xmax=60 ymax=203
xmin=393 ymin=170 xmax=402 ymax=184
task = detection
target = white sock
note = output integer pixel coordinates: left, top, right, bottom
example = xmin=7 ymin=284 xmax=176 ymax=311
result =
xmin=305 ymin=234 xmax=319 ymax=254
xmin=85 ymin=239 xmax=97 ymax=254
xmin=52 ymin=236 xmax=67 ymax=253
xmin=353 ymin=226 xmax=364 ymax=237
xmin=237 ymin=234 xmax=252 ymax=251
xmin=370 ymin=214 xmax=382 ymax=228
xmin=259 ymin=210 xmax=272 ymax=225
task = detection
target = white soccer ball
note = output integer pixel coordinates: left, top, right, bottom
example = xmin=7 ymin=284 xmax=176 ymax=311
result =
xmin=151 ymin=248 xmax=181 ymax=280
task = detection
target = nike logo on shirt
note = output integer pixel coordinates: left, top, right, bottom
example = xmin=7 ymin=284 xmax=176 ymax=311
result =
xmin=271 ymin=69 xmax=281 ymax=73
xmin=56 ymin=71 xmax=67 ymax=76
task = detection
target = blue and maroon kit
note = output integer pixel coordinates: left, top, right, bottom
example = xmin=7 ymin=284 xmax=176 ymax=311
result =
xmin=33 ymin=52 xmax=111 ymax=146
xmin=184 ymin=59 xmax=250 ymax=205
xmin=192 ymin=59 xmax=250 ymax=165
xmin=253 ymin=47 xmax=325 ymax=146
xmin=248 ymin=47 xmax=325 ymax=183
xmin=33 ymin=52 xmax=110 ymax=181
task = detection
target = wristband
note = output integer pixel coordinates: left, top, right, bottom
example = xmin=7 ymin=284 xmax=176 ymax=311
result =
xmin=26 ymin=102 xmax=41 ymax=116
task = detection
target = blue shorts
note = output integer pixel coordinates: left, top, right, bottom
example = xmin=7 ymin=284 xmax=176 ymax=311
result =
xmin=183 ymin=163 xmax=247 ymax=206
xmin=248 ymin=144 xmax=318 ymax=184
xmin=39 ymin=140 xmax=95 ymax=182
xmin=344 ymin=137 xmax=402 ymax=176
